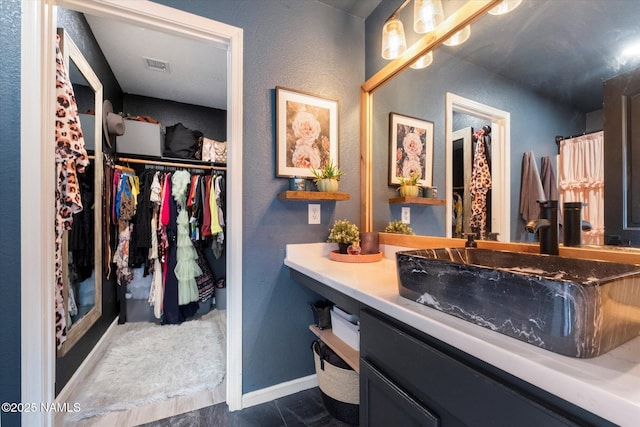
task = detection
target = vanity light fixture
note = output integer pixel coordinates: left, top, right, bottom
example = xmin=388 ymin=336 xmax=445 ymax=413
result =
xmin=411 ymin=51 xmax=434 ymax=69
xmin=381 ymin=16 xmax=408 ymax=59
xmin=414 ymin=0 xmax=444 ymax=34
xmin=487 ymin=0 xmax=523 ymax=16
xmin=442 ymin=24 xmax=471 ymax=46
xmin=382 ymin=0 xmax=524 ymax=61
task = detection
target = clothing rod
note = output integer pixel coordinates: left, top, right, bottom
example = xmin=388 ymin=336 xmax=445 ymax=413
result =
xmin=118 ymin=156 xmax=227 ymax=171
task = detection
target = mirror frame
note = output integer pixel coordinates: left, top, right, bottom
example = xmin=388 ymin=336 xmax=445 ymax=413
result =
xmin=360 ymin=0 xmax=502 ymax=232
xmin=56 ymin=28 xmax=104 ymax=357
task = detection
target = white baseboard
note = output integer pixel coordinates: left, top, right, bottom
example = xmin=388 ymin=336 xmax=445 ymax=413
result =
xmin=55 ymin=317 xmax=119 ymax=404
xmin=241 ymin=374 xmax=318 ymax=409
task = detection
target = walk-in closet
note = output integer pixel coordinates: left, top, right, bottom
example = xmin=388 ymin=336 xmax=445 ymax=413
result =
xmin=52 ymin=5 xmax=236 ymax=425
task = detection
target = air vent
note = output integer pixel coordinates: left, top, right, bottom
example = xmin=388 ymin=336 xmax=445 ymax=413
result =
xmin=144 ymin=57 xmax=170 ymax=73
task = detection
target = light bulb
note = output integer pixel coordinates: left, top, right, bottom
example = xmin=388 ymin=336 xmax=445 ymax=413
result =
xmin=411 ymin=51 xmax=433 ymax=69
xmin=381 ymin=17 xmax=407 ymax=60
xmin=414 ymin=0 xmax=444 ymax=34
xmin=488 ymin=0 xmax=523 ymax=16
xmin=443 ymin=24 xmax=471 ymax=47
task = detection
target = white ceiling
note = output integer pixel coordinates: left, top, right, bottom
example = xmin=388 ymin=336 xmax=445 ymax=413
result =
xmin=85 ymin=14 xmax=228 ymax=110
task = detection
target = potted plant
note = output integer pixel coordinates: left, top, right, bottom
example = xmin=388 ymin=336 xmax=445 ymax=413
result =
xmin=311 ymin=160 xmax=345 ymax=193
xmin=327 ymin=219 xmax=360 ymax=253
xmin=384 ymin=220 xmax=414 ymax=235
xmin=397 ymin=171 xmax=421 ymax=198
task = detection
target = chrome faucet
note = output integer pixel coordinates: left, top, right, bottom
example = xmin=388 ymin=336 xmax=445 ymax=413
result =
xmin=525 ymin=200 xmax=559 ymax=255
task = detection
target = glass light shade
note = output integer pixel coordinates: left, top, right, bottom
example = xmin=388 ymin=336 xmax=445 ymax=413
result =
xmin=488 ymin=0 xmax=523 ymax=15
xmin=443 ymin=24 xmax=471 ymax=46
xmin=381 ymin=17 xmax=407 ymax=60
xmin=414 ymin=0 xmax=444 ymax=34
xmin=410 ymin=51 xmax=433 ymax=69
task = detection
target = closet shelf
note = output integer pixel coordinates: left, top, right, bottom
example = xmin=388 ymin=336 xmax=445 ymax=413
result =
xmin=278 ymin=191 xmax=350 ymax=201
xmin=389 ymin=197 xmax=446 ymax=205
xmin=309 ymin=325 xmax=359 ymax=373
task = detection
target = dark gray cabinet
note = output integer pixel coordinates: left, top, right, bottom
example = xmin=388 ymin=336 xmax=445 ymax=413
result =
xmin=360 ymin=359 xmax=439 ymax=427
xmin=289 ymin=268 xmax=617 ymax=426
xmin=359 ymin=309 xmax=614 ymax=427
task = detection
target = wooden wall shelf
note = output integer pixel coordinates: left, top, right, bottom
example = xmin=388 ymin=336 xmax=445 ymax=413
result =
xmin=389 ymin=197 xmax=446 ymax=205
xmin=309 ymin=325 xmax=359 ymax=373
xmin=279 ymin=191 xmax=350 ymax=201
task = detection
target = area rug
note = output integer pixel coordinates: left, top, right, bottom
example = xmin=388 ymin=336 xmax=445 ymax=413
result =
xmin=69 ymin=309 xmax=225 ymax=421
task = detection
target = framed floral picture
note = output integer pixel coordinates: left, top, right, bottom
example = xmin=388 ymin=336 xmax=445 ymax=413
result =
xmin=276 ymin=86 xmax=339 ymax=178
xmin=389 ymin=112 xmax=434 ymax=186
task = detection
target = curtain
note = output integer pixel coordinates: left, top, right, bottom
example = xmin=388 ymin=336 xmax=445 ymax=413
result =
xmin=558 ymin=131 xmax=604 ymax=245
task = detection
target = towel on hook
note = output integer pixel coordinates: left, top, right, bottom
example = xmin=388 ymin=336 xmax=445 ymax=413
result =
xmin=541 ymin=156 xmax=558 ymax=201
xmin=519 ymin=151 xmax=545 ymax=223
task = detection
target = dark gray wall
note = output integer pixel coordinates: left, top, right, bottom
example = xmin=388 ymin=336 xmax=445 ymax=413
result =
xmin=0 ymin=2 xmax=22 ymax=426
xmin=366 ymin=0 xmax=584 ymax=240
xmin=123 ymin=94 xmax=227 ymax=142
xmin=2 ymin=0 xmax=362 ymax=416
xmin=153 ymin=0 xmax=364 ymax=394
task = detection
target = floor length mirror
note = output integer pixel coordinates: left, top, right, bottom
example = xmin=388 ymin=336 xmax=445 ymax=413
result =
xmin=57 ymin=28 xmax=104 ymax=357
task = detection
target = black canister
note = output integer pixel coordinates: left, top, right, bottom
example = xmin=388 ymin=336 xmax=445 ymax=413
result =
xmin=563 ymin=202 xmax=585 ymax=247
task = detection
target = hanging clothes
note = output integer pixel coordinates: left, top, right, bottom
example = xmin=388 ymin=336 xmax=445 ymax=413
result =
xmin=469 ymin=131 xmax=492 ymax=233
xmin=54 ymin=34 xmax=89 ymax=349
xmin=519 ymin=150 xmax=545 ymax=223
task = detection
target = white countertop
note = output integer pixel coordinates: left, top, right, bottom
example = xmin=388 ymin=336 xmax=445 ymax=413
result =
xmin=285 ymin=243 xmax=640 ymax=426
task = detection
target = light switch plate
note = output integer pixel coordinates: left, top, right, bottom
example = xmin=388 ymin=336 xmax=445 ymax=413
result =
xmin=309 ymin=204 xmax=321 ymax=224
xmin=402 ymin=207 xmax=410 ymax=224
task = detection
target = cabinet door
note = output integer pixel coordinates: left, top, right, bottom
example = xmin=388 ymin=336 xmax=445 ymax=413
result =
xmin=360 ymin=359 xmax=439 ymax=427
xmin=361 ymin=309 xmax=584 ymax=427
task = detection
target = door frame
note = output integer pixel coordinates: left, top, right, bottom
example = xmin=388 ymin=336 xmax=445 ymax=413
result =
xmin=445 ymin=92 xmax=511 ymax=241
xmin=21 ymin=1 xmax=244 ymax=424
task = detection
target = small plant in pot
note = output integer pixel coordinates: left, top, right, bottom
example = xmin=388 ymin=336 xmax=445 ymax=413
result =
xmin=327 ymin=219 xmax=360 ymax=254
xmin=384 ymin=220 xmax=414 ymax=235
xmin=397 ymin=171 xmax=421 ymax=198
xmin=311 ymin=160 xmax=345 ymax=193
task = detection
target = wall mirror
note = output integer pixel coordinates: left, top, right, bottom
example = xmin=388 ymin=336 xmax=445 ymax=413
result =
xmin=363 ymin=0 xmax=640 ymax=246
xmin=57 ymin=28 xmax=104 ymax=356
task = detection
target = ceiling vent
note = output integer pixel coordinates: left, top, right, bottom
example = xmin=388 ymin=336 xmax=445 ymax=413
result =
xmin=144 ymin=57 xmax=170 ymax=73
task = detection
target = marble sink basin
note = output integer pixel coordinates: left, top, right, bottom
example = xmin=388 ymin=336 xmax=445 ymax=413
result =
xmin=396 ymin=248 xmax=640 ymax=358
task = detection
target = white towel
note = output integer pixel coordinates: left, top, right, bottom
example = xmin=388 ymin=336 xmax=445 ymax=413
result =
xmin=519 ymin=151 xmax=545 ymax=223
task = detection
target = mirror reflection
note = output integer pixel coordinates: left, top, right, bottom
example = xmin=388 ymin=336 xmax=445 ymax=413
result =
xmin=58 ymin=28 xmax=103 ymax=355
xmin=370 ymin=0 xmax=640 ymax=246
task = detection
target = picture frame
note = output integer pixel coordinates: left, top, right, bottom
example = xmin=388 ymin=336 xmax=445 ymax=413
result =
xmin=276 ymin=86 xmax=339 ymax=178
xmin=389 ymin=112 xmax=434 ymax=187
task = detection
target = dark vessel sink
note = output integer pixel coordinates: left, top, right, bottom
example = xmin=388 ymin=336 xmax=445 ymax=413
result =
xmin=396 ymin=248 xmax=640 ymax=358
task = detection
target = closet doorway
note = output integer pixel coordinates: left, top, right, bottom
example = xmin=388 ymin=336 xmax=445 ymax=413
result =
xmin=445 ymin=92 xmax=511 ymax=241
xmin=21 ymin=1 xmax=243 ymax=425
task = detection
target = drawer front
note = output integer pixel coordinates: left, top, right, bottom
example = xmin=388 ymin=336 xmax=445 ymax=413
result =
xmin=360 ymin=309 xmax=579 ymax=427
xmin=360 ymin=359 xmax=439 ymax=427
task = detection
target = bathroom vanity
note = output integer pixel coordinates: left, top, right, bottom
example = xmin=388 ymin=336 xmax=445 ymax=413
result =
xmin=285 ymin=242 xmax=640 ymax=426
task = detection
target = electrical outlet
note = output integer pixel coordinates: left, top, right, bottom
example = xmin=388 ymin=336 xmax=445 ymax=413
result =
xmin=402 ymin=207 xmax=411 ymax=224
xmin=308 ymin=204 xmax=321 ymax=224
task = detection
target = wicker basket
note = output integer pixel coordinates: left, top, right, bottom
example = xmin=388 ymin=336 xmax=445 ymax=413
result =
xmin=312 ymin=340 xmax=359 ymax=424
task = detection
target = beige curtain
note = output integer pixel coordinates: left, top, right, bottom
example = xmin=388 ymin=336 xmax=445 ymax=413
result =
xmin=558 ymin=131 xmax=604 ymax=245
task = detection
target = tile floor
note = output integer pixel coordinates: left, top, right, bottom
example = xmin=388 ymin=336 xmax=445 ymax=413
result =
xmin=139 ymin=387 xmax=355 ymax=427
